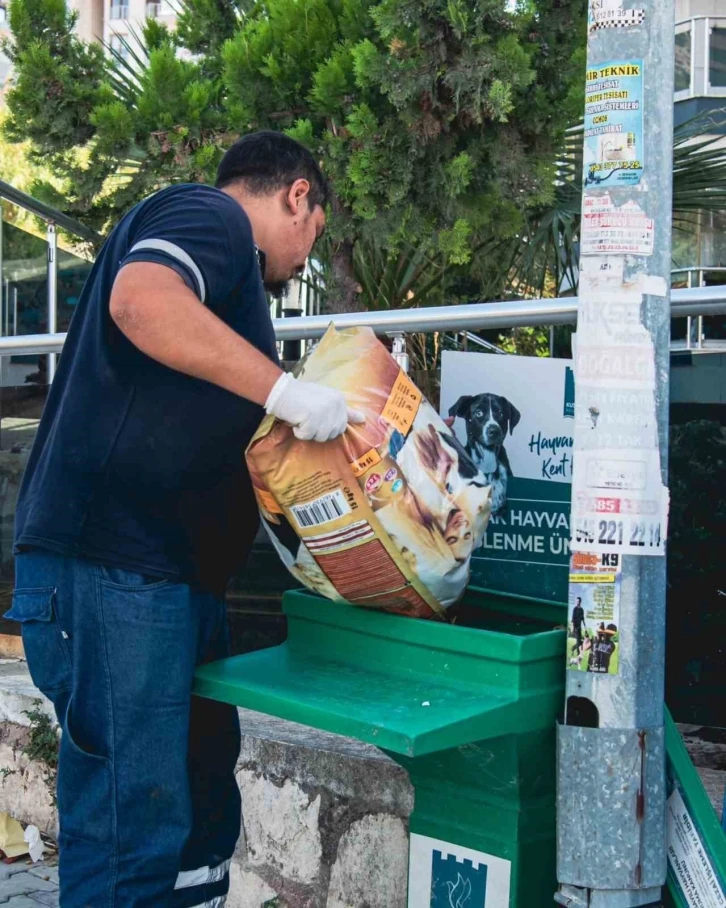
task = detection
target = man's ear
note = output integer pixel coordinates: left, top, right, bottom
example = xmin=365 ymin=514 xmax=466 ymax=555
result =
xmin=449 ymin=396 xmax=474 ymax=420
xmin=286 ymin=178 xmax=311 ymax=216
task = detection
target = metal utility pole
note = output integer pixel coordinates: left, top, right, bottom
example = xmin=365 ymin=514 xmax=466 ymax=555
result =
xmin=556 ymin=1 xmax=675 ymax=906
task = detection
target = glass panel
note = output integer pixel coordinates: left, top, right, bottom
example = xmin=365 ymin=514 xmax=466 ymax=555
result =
xmin=697 ymin=210 xmax=726 ymax=267
xmin=0 ymin=206 xmax=51 ymax=607
xmin=700 ymin=271 xmax=726 ymax=341
xmin=2 ymin=203 xmax=51 ymax=340
xmin=710 ymin=27 xmax=726 ymax=88
xmin=0 ymin=206 xmax=92 ymax=634
xmin=675 ymin=28 xmax=691 ymax=93
xmin=672 ymin=218 xmax=700 ymax=272
xmin=670 ymin=266 xmax=689 ymax=343
xmin=56 ymin=247 xmax=93 ymax=333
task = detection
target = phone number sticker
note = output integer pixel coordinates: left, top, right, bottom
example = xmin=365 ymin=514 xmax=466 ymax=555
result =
xmin=573 ymin=516 xmax=663 ymax=551
xmin=570 ymin=448 xmax=669 ymax=555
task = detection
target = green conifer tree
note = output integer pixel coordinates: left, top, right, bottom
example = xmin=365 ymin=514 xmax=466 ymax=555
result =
xmin=3 ymin=0 xmax=587 ymax=310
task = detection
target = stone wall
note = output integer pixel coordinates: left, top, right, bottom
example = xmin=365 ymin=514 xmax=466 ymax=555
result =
xmin=0 ymin=661 xmax=414 ymax=908
xmin=231 ymin=709 xmax=413 ymax=908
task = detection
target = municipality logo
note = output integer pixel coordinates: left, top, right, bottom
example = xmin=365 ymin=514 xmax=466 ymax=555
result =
xmin=563 ymin=366 xmax=575 ymax=419
xmin=430 ymin=850 xmax=487 ymax=907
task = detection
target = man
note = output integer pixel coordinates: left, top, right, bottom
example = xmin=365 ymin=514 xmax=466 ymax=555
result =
xmin=571 ymin=596 xmax=586 ymax=657
xmin=8 ymin=131 xmax=361 ymax=907
xmin=590 ymin=624 xmax=618 ymax=674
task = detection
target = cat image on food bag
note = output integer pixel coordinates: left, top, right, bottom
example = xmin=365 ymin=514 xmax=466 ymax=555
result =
xmin=376 ymin=402 xmax=492 ymax=607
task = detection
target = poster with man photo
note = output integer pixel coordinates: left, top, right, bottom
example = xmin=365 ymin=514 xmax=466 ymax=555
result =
xmin=440 ymin=352 xmax=574 ymax=603
xmin=567 ymin=553 xmax=621 ymax=674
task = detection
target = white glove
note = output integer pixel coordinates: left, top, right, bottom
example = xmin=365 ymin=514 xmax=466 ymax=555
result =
xmin=265 ymin=372 xmax=365 ymax=442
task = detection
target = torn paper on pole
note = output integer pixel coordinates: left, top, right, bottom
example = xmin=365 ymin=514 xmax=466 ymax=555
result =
xmin=589 ymin=0 xmax=645 ymax=32
xmin=581 ymin=194 xmax=654 ymax=256
xmin=569 ymin=257 xmax=669 ymax=555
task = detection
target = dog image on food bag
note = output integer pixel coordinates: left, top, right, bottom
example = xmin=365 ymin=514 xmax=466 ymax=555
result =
xmin=448 ymin=392 xmax=520 ymax=517
xmin=246 ymin=326 xmax=493 ymax=619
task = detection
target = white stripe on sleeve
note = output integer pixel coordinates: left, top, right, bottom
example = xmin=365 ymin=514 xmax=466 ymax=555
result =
xmin=128 ymin=239 xmax=207 ymax=303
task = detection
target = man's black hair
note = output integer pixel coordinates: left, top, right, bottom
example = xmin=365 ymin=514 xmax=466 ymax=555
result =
xmin=216 ymin=130 xmax=329 ymax=210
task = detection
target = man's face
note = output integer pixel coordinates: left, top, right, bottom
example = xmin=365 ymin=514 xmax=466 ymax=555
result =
xmin=261 ymin=185 xmax=326 ymax=296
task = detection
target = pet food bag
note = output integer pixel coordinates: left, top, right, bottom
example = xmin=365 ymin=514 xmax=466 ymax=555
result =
xmin=246 ymin=326 xmax=492 ymax=619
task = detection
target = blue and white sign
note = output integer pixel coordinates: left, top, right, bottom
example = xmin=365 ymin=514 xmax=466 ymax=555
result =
xmin=584 ymin=61 xmax=644 ymax=188
xmin=408 ymin=834 xmax=511 ymax=908
xmin=441 ymin=352 xmax=575 ymax=603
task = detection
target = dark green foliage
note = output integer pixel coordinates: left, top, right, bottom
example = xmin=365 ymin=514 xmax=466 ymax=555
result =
xmin=666 ymin=421 xmax=726 ymax=726
xmin=3 ymin=0 xmax=587 ymax=308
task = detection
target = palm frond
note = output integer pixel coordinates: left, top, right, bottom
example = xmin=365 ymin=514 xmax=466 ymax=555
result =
xmin=104 ymin=25 xmax=149 ymax=104
xmin=506 ymin=109 xmax=726 ymax=297
xmin=351 ymin=238 xmax=447 ymax=311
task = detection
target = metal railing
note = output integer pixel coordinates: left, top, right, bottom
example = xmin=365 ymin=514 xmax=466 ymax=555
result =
xmin=0 ymin=181 xmax=102 ymax=244
xmin=2 ymin=178 xmax=726 ymax=364
xmin=0 ymin=181 xmax=101 ymax=380
xmin=1 ymin=284 xmax=725 ymax=357
xmin=671 ymin=266 xmax=726 ymax=350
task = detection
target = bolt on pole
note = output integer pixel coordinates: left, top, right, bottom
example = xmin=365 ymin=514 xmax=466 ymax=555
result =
xmin=556 ymin=1 xmax=675 ymax=907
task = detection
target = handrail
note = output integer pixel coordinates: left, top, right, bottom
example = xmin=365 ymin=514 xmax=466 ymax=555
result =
xmin=676 ymin=15 xmax=726 ymax=25
xmin=1 ymin=285 xmax=725 ymax=355
xmin=672 ymin=266 xmax=726 ymax=272
xmin=0 ymin=179 xmax=103 ymax=244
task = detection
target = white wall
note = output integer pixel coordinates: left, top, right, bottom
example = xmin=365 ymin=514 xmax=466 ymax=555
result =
xmin=104 ymin=0 xmax=176 ymax=52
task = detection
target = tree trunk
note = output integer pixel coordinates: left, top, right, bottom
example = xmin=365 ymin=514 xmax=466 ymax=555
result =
xmin=325 ymin=240 xmax=361 ymax=314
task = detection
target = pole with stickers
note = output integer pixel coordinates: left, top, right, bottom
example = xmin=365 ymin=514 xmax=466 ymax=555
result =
xmin=555 ymin=0 xmax=675 ymax=906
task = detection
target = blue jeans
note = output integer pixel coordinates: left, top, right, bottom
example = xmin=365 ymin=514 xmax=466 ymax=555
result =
xmin=8 ymin=550 xmax=241 ymax=908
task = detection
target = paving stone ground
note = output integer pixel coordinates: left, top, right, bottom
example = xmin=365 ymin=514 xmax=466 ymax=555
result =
xmin=0 ymin=858 xmax=59 ymax=907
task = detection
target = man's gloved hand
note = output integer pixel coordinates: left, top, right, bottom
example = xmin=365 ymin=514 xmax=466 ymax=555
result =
xmin=265 ymin=372 xmax=365 ymax=442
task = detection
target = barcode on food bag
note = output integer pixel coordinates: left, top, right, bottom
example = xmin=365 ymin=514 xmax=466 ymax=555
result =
xmin=290 ymin=490 xmax=350 ymax=529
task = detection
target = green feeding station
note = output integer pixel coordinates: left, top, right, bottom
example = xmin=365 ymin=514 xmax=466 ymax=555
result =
xmin=194 ymin=586 xmax=567 ymax=908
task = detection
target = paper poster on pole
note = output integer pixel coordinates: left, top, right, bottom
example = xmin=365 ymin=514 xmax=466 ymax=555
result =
xmin=584 ymin=61 xmax=644 ymax=188
xmin=440 ymin=352 xmax=574 ymax=603
xmin=567 ymin=552 xmax=621 ymax=674
xmin=569 ymin=257 xmax=669 ymax=555
xmin=581 ymin=195 xmax=654 ymax=256
xmin=570 ymin=447 xmax=668 ymax=555
xmin=588 ymin=0 xmax=645 ymax=32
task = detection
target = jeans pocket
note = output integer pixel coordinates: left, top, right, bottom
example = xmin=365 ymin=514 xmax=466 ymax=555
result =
xmin=5 ymin=588 xmax=72 ymax=695
xmin=97 ymin=564 xmax=171 ymax=591
xmin=57 ymin=697 xmax=114 ymax=846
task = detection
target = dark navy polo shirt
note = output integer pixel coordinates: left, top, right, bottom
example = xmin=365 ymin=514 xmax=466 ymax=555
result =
xmin=15 ymin=183 xmax=279 ymax=595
